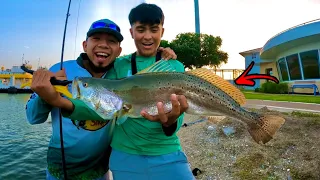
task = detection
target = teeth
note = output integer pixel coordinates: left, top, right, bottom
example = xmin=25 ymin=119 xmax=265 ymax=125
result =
xmin=143 ymin=43 xmax=153 ymax=46
xmin=96 ymin=52 xmax=109 ymax=57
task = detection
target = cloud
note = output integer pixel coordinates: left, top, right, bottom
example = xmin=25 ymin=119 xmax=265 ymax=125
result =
xmin=24 ymin=46 xmax=30 ymax=49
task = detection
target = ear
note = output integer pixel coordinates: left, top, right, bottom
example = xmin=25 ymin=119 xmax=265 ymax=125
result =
xmin=130 ymin=28 xmax=134 ymax=39
xmin=161 ymin=27 xmax=165 ymax=38
xmin=116 ymin=46 xmax=122 ymax=57
xmin=82 ymin=40 xmax=87 ymax=52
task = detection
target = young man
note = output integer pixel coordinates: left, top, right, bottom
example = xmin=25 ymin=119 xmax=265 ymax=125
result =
xmin=61 ymin=3 xmax=195 ymax=180
xmin=25 ymin=18 xmax=177 ymax=180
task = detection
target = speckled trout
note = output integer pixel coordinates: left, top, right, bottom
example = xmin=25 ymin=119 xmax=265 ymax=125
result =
xmin=22 ymin=60 xmax=285 ymax=144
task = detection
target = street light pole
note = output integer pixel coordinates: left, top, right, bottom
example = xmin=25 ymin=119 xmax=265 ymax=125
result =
xmin=194 ymin=0 xmax=200 ymax=34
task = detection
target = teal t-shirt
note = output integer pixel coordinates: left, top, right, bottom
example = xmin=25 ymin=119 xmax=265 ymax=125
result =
xmin=65 ymin=54 xmax=186 ymax=156
xmin=110 ymin=54 xmax=185 ymax=155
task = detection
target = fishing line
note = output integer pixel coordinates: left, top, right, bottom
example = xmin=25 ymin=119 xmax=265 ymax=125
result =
xmin=73 ymin=0 xmax=82 ymax=59
xmin=59 ymin=0 xmax=72 ymax=179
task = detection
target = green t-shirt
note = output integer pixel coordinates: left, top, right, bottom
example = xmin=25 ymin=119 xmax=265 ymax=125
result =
xmin=65 ymin=54 xmax=186 ymax=156
xmin=111 ymin=54 xmax=185 ymax=156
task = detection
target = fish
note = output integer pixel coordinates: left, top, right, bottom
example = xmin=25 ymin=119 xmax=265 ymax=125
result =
xmin=21 ymin=60 xmax=285 ymax=144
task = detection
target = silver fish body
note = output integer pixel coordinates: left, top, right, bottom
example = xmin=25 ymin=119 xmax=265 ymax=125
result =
xmin=72 ymin=70 xmax=285 ymax=144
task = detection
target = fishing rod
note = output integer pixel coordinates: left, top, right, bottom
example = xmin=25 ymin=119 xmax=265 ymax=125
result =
xmin=58 ymin=0 xmax=72 ymax=179
xmin=21 ymin=0 xmax=72 ymax=179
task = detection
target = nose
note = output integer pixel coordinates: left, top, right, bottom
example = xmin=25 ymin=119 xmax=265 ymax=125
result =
xmin=97 ymin=40 xmax=110 ymax=49
xmin=143 ymin=31 xmax=152 ymax=40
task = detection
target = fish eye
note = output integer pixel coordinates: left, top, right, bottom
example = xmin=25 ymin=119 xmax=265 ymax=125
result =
xmin=83 ymin=82 xmax=88 ymax=88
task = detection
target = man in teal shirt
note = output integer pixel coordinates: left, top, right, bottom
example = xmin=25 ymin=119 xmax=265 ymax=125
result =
xmin=60 ymin=3 xmax=194 ymax=180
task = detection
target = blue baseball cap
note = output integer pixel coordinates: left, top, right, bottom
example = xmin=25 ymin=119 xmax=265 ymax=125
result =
xmin=87 ymin=19 xmax=123 ymax=42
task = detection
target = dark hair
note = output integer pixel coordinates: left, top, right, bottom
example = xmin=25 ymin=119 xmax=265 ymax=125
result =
xmin=128 ymin=3 xmax=164 ymax=26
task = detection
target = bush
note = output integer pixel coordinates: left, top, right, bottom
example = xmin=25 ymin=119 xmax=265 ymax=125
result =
xmin=260 ymin=81 xmax=289 ymax=94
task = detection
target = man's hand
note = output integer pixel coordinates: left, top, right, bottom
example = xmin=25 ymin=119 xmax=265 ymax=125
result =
xmin=158 ymin=47 xmax=177 ymax=60
xmin=55 ymin=68 xmax=67 ymax=81
xmin=141 ymin=94 xmax=188 ymax=127
xmin=31 ymin=68 xmax=67 ymax=107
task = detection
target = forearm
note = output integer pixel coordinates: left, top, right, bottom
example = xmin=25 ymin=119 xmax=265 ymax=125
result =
xmin=61 ymin=98 xmax=104 ymax=121
xmin=25 ymin=94 xmax=52 ymax=124
xmin=162 ymin=113 xmax=184 ymax=136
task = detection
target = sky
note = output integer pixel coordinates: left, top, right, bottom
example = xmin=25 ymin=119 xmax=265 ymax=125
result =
xmin=0 ymin=0 xmax=319 ymax=70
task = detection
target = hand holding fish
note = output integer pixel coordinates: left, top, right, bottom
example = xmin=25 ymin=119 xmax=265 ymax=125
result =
xmin=29 ymin=68 xmax=69 ymax=108
xmin=140 ymin=94 xmax=188 ymax=127
xmin=158 ymin=47 xmax=177 ymax=60
xmin=30 ymin=69 xmax=61 ymax=106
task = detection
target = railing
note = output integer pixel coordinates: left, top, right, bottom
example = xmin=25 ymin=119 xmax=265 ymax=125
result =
xmin=264 ymin=18 xmax=320 ymax=47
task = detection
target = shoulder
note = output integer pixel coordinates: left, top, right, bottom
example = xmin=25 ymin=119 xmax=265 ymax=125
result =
xmin=114 ymin=54 xmax=132 ymax=75
xmin=167 ymin=60 xmax=185 ymax=72
xmin=115 ymin=54 xmax=131 ymax=66
xmin=49 ymin=60 xmax=78 ymax=72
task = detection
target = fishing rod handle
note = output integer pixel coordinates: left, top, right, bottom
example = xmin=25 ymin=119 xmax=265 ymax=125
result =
xmin=20 ymin=64 xmax=72 ymax=86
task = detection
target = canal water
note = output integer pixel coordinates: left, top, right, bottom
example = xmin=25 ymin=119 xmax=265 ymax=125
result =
xmin=0 ymin=94 xmax=51 ymax=179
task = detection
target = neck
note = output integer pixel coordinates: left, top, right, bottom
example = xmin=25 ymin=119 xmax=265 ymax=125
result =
xmin=83 ymin=61 xmax=106 ymax=78
xmin=136 ymin=50 xmax=157 ymax=57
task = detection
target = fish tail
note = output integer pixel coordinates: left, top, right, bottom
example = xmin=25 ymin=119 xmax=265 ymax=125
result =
xmin=20 ymin=80 xmax=72 ymax=99
xmin=248 ymin=114 xmax=285 ymax=144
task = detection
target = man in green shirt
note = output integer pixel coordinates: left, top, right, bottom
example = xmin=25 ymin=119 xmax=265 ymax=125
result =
xmin=61 ymin=3 xmax=195 ymax=180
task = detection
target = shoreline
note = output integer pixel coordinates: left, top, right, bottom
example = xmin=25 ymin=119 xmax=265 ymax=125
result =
xmin=0 ymin=88 xmax=33 ymax=94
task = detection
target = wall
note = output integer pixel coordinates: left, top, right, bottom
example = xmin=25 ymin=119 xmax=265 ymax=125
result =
xmin=259 ymin=62 xmax=279 ymax=84
xmin=244 ymin=52 xmax=260 ymax=90
xmin=276 ymin=41 xmax=320 ymax=60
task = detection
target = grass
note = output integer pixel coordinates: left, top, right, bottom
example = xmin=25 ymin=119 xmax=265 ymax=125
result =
xmin=243 ymin=91 xmax=320 ymax=104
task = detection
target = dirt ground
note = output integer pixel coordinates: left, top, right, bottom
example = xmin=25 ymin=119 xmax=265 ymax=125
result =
xmin=178 ymin=107 xmax=320 ymax=180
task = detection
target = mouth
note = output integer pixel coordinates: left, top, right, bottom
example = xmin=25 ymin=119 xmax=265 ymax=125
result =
xmin=95 ymin=52 xmax=110 ymax=62
xmin=72 ymin=78 xmax=80 ymax=99
xmin=142 ymin=43 xmax=153 ymax=48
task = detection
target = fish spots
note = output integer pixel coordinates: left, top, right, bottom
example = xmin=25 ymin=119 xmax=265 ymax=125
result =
xmin=94 ymin=100 xmax=101 ymax=110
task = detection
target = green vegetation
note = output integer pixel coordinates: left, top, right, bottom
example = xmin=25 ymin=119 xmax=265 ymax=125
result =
xmin=255 ymin=82 xmax=289 ymax=94
xmin=160 ymin=32 xmax=228 ymax=69
xmin=243 ymin=91 xmax=320 ymax=104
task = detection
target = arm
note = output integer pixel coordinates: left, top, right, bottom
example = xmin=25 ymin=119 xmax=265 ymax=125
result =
xmin=161 ymin=60 xmax=186 ymax=136
xmin=25 ymin=64 xmax=60 ymax=124
xmin=60 ymin=98 xmax=104 ymax=121
xmin=25 ymin=93 xmax=52 ymax=124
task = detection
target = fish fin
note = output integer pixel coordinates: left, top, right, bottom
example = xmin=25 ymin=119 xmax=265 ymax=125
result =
xmin=21 ymin=81 xmax=32 ymax=88
xmin=20 ymin=80 xmax=72 ymax=99
xmin=186 ymin=68 xmax=246 ymax=106
xmin=54 ymin=85 xmax=73 ymax=98
xmin=248 ymin=114 xmax=285 ymax=144
xmin=137 ymin=60 xmax=176 ymax=74
xmin=116 ymin=113 xmax=129 ymax=125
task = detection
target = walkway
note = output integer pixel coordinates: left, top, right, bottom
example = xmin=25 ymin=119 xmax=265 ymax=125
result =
xmin=244 ymin=99 xmax=320 ymax=113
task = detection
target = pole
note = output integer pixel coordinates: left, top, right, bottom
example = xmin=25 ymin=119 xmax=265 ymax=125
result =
xmin=194 ymin=0 xmax=200 ymax=34
xmin=59 ymin=0 xmax=72 ymax=179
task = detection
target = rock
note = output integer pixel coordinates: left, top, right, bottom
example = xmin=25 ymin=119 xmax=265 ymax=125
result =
xmin=222 ymin=126 xmax=236 ymax=136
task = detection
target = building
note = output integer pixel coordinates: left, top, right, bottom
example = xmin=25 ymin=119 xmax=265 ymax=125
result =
xmin=0 ymin=65 xmax=33 ymax=89
xmin=239 ymin=19 xmax=320 ymax=93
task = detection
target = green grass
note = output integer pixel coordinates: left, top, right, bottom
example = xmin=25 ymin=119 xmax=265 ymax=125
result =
xmin=243 ymin=91 xmax=320 ymax=104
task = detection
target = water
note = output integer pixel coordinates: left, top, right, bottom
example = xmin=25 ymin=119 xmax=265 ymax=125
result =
xmin=0 ymin=94 xmax=52 ymax=180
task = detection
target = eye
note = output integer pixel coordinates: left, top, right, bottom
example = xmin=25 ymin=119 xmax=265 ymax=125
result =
xmin=83 ymin=82 xmax=88 ymax=88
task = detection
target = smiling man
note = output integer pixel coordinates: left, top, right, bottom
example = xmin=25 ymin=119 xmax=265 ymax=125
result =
xmin=108 ymin=3 xmax=195 ymax=180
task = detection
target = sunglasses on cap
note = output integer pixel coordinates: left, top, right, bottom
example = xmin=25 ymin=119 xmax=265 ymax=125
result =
xmin=92 ymin=21 xmax=120 ymax=32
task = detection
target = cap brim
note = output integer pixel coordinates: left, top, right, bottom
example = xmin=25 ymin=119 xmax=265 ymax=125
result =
xmin=87 ymin=28 xmax=123 ymax=42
